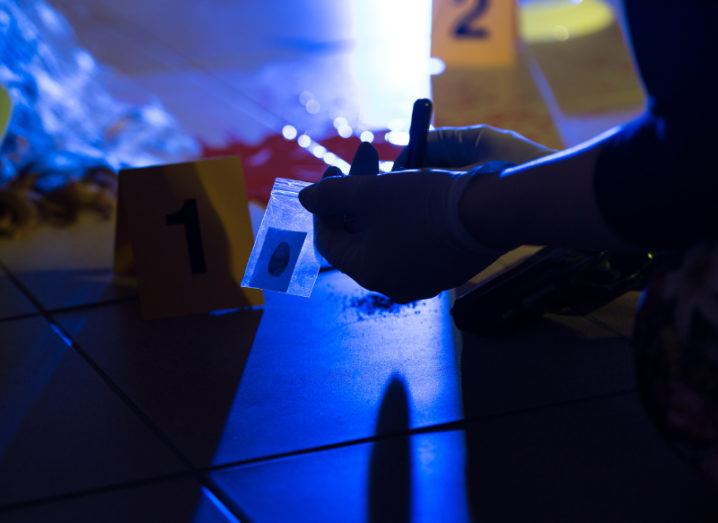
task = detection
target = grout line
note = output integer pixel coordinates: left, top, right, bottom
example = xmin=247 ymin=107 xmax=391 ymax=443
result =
xmin=200 ymin=386 xmax=638 ymax=475
xmin=47 ymin=295 xmax=139 ymax=316
xmin=0 ymin=311 xmax=42 ymax=324
xmin=0 ymin=385 xmax=637 ymax=514
xmin=0 ymin=260 xmax=139 ymax=317
xmin=0 ymin=261 xmax=51 ymax=321
xmin=0 ymin=260 xmax=253 ymax=522
xmin=199 ymin=476 xmax=251 ymax=523
xmin=584 ymin=313 xmax=635 ymax=341
xmin=0 ymin=470 xmax=193 ymax=513
xmin=0 ymin=267 xmax=193 ymax=465
xmin=0 ymin=468 xmax=250 ymax=522
xmin=200 ymin=486 xmax=244 ymax=523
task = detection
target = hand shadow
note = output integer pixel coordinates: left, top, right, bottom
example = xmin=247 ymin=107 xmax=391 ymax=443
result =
xmin=367 ymin=374 xmax=411 ymax=523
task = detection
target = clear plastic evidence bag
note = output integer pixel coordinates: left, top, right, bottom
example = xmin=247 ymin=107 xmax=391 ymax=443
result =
xmin=242 ymin=178 xmax=320 ymax=297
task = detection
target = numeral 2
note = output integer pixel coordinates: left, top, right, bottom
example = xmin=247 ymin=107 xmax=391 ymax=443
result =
xmin=166 ymin=199 xmax=207 ymax=274
xmin=454 ymin=0 xmax=490 ymax=39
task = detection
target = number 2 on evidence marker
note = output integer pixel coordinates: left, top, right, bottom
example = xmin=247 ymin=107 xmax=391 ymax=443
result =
xmin=454 ymin=0 xmax=490 ymax=39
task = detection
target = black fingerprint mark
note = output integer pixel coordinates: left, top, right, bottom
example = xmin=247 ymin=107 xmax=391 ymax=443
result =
xmin=268 ymin=241 xmax=291 ymax=276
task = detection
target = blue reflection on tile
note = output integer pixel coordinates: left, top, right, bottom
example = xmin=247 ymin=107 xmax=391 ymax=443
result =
xmin=208 ymin=271 xmax=463 ymax=467
xmin=198 ymin=487 xmax=243 ymax=523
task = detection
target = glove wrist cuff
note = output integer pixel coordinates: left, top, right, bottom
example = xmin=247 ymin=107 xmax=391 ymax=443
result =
xmin=447 ymin=161 xmax=516 ymax=255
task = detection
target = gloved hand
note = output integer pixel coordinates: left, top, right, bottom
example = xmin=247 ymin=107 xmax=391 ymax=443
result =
xmin=393 ymin=124 xmax=555 ymax=170
xmin=299 ymin=142 xmax=507 ymax=303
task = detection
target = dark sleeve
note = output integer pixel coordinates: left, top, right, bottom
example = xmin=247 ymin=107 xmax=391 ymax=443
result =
xmin=594 ymin=1 xmax=718 ymax=249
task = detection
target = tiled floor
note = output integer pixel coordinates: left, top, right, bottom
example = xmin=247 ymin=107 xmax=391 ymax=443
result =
xmin=210 ymin=394 xmax=718 ymax=523
xmin=0 ymin=275 xmax=35 ymax=321
xmin=0 ymin=478 xmax=241 ymax=523
xmin=0 ymin=317 xmax=184 ymax=506
xmin=1 ymin=0 xmax=716 ymax=521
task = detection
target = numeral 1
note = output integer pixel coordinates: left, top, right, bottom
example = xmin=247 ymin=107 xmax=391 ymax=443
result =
xmin=166 ymin=199 xmax=207 ymax=274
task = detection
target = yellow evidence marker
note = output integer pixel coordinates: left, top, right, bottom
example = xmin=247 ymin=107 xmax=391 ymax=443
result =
xmin=1 ymin=84 xmax=12 ymax=143
xmin=114 ymin=156 xmax=264 ymax=319
xmin=432 ymin=0 xmax=518 ymax=67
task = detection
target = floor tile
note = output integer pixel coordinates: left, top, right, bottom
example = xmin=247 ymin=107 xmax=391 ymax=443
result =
xmin=459 ymin=311 xmax=636 ymax=419
xmin=0 ymin=478 xmax=236 ymax=523
xmin=0 ymin=275 xmax=35 ymax=320
xmin=210 ymin=394 xmax=718 ymax=523
xmin=57 ymin=271 xmax=464 ymax=468
xmin=0 ymin=214 xmax=136 ymax=312
xmin=461 ymin=393 xmax=718 ymax=523
xmin=587 ymin=290 xmax=641 ymax=338
xmin=212 ymin=404 xmax=471 ymax=523
xmin=0 ymin=317 xmax=184 ymax=506
xmin=58 ymin=269 xmax=637 ymax=470
xmin=2 ymin=3 xmax=695 ymax=521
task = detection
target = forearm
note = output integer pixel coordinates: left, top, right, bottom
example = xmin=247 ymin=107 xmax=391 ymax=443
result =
xmin=458 ymin=127 xmax=636 ymax=251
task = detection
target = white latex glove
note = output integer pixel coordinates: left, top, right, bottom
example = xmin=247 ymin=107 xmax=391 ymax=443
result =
xmin=299 ymin=143 xmax=507 ymax=303
xmin=393 ymin=125 xmax=555 ymax=170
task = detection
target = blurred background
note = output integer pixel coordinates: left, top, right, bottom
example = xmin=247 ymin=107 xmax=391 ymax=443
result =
xmin=5 ymin=4 xmax=718 ymax=522
xmin=43 ymin=0 xmax=645 ymax=202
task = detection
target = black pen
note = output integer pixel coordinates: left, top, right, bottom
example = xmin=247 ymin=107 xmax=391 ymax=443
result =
xmin=403 ymin=98 xmax=433 ymax=169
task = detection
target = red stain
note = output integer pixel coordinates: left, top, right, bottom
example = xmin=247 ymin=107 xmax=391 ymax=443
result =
xmin=202 ymin=131 xmax=401 ymax=204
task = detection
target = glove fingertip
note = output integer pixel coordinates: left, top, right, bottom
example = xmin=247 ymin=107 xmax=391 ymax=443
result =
xmin=349 ymin=141 xmax=379 ymax=176
xmin=298 ymin=185 xmax=316 ymax=212
xmin=302 ymin=166 xmax=342 ymax=212
xmin=322 ymin=165 xmax=343 ymax=180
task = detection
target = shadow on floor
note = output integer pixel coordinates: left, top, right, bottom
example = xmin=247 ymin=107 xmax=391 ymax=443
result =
xmin=459 ymin=317 xmax=718 ymax=522
xmin=368 ymin=374 xmax=411 ymax=523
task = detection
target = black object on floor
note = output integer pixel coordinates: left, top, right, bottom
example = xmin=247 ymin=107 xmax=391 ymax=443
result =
xmin=452 ymin=247 xmax=655 ymax=335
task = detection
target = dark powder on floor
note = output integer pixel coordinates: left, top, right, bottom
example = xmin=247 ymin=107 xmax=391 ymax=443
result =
xmin=348 ymin=293 xmax=420 ymax=319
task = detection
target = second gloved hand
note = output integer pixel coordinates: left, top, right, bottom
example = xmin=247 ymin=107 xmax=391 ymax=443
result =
xmin=393 ymin=124 xmax=555 ymax=171
xmin=299 ymin=145 xmax=507 ymax=303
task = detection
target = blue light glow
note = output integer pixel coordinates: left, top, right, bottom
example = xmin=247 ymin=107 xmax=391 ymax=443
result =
xmin=379 ymin=160 xmax=394 ymax=172
xmin=201 ymin=487 xmax=242 ymax=523
xmin=299 ymin=90 xmax=314 ymax=105
xmin=333 ymin=116 xmax=349 ymax=129
xmin=305 ymin=99 xmax=320 ymax=114
xmin=49 ymin=323 xmax=73 ymax=348
xmin=337 ymin=124 xmax=353 ymax=138
xmin=322 ymin=151 xmax=337 ymax=165
xmin=360 ymin=130 xmax=374 ymax=143
xmin=351 ymin=0 xmax=432 ymax=129
xmin=209 ymin=306 xmax=262 ymax=317
xmin=75 ymin=50 xmax=95 ymax=71
xmin=144 ymin=105 xmax=170 ymax=126
xmin=312 ymin=144 xmax=327 ymax=158
xmin=297 ymin=134 xmax=311 ymax=148
xmin=282 ymin=124 xmax=298 ymax=140
xmin=384 ymin=131 xmax=410 ymax=146
xmin=334 ymin=158 xmax=351 ymax=174
xmin=37 ymin=2 xmax=63 ymax=32
xmin=0 ymin=327 xmax=69 ymax=459
xmin=209 ymin=308 xmax=243 ymax=317
xmin=428 ymin=57 xmax=446 ymax=76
